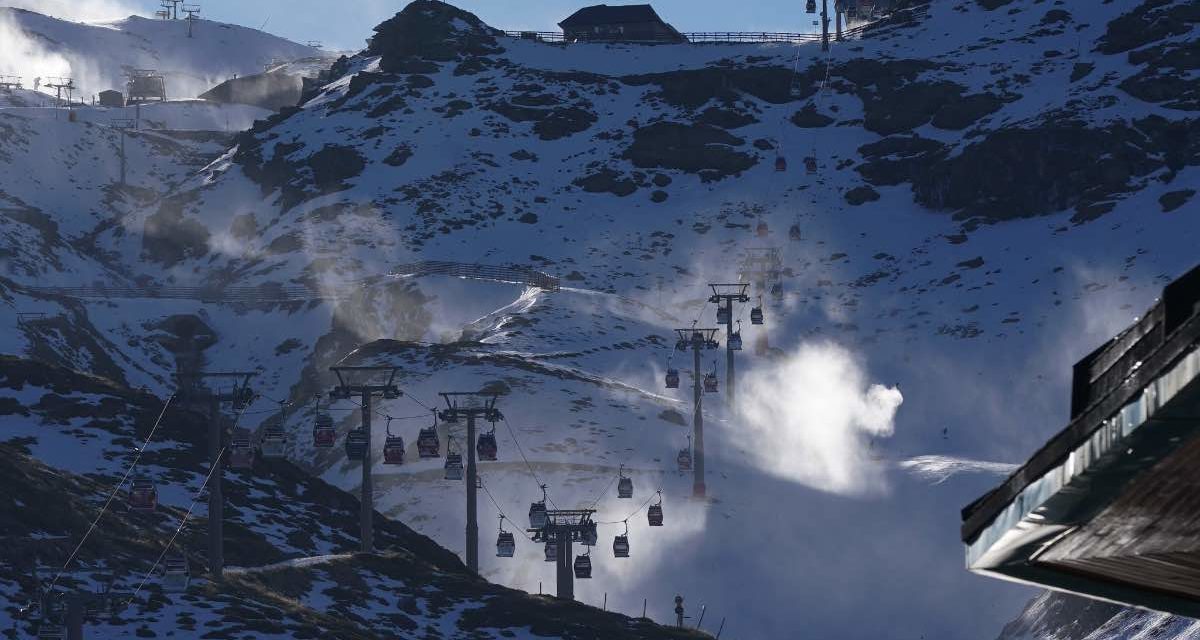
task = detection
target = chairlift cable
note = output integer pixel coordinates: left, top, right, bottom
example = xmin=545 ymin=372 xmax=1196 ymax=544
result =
xmin=49 ymin=394 xmax=176 ymax=590
xmin=499 ymin=415 xmax=558 ymax=510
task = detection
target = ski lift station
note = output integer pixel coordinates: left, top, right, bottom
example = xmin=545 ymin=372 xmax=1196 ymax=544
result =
xmin=962 ymin=264 xmax=1200 ymax=618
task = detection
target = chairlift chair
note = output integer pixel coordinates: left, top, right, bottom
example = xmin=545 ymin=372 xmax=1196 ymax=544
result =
xmin=444 ymin=451 xmax=464 ymax=481
xmin=617 ymin=464 xmax=633 ymax=499
xmin=161 ymin=554 xmax=190 ymax=592
xmin=128 ymin=475 xmax=158 ymax=512
xmin=544 ymin=538 xmax=557 ymax=562
xmin=476 ymin=430 xmax=498 ymax=462
xmin=313 ymin=411 xmax=335 ymax=448
xmin=665 ymin=368 xmax=680 ymax=389
xmin=574 ymin=552 xmax=593 ymax=579
xmin=230 ymin=429 xmax=255 ymax=469
xmin=260 ymin=427 xmax=286 ymax=459
xmin=344 ymin=428 xmax=367 ymax=461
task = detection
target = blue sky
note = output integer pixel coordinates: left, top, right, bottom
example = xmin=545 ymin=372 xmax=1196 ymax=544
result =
xmin=129 ymin=0 xmax=824 ymax=51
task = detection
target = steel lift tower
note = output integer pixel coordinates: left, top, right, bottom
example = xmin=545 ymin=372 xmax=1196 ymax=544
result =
xmin=438 ymin=392 xmax=501 ymax=572
xmin=176 ymin=371 xmax=257 ymax=580
xmin=674 ymin=328 xmax=720 ymax=497
xmin=529 ymin=509 xmax=597 ymax=601
xmin=331 ymin=366 xmax=402 ymax=553
xmin=708 ymin=283 xmax=750 ymax=411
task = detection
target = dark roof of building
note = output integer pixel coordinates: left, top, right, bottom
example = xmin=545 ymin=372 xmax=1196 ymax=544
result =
xmin=559 ymin=4 xmax=666 ymax=28
xmin=99 ymin=89 xmax=122 ymax=95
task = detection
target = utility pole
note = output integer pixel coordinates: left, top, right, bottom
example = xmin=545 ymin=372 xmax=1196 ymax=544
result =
xmin=821 ymin=0 xmax=830 ymax=51
xmin=674 ymin=328 xmax=719 ymax=497
xmin=176 ymin=371 xmax=256 ymax=580
xmin=708 ymin=283 xmax=750 ymax=411
xmin=528 ymin=509 xmax=596 ymax=601
xmin=438 ymin=392 xmax=501 ymax=572
xmin=111 ymin=119 xmax=134 ymax=186
xmin=675 ymin=594 xmax=685 ymax=627
xmin=835 ymin=0 xmax=843 ymax=41
xmin=331 ymin=366 xmax=402 ymax=554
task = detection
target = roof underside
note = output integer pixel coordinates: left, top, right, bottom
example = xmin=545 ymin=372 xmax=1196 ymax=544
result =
xmin=559 ymin=4 xmax=664 ymax=27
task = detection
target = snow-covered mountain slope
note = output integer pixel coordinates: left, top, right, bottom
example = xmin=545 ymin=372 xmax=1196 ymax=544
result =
xmin=0 ymin=355 xmax=710 ymax=639
xmin=1 ymin=0 xmax=1198 ymax=637
xmin=0 ymin=7 xmax=326 ymax=99
xmin=995 ymin=591 xmax=1200 ymax=640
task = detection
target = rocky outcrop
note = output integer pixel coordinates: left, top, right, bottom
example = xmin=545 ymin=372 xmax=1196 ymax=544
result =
xmin=367 ymin=0 xmax=503 ymax=70
xmin=623 ymin=121 xmax=756 ymax=178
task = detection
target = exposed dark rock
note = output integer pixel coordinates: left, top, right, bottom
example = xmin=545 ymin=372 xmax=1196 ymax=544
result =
xmin=930 ymin=92 xmax=1003 ymax=130
xmin=845 ymin=186 xmax=881 ymax=205
xmin=856 ymin=135 xmax=948 ymax=186
xmin=143 ymin=193 xmax=210 ymax=266
xmin=307 ymin=145 xmax=366 ymax=190
xmin=624 ymin=121 xmax=756 ymax=177
xmin=976 ymin=0 xmax=1015 ymax=9
xmin=1120 ymin=37 xmax=1200 ymax=110
xmin=1160 ymin=189 xmax=1195 ymax=212
xmin=695 ymin=106 xmax=758 ymax=129
xmin=367 ymin=0 xmax=503 ymax=69
xmin=533 ymin=107 xmax=597 ymax=140
xmin=650 ymin=190 xmax=668 ymax=203
xmin=790 ymin=105 xmax=835 ymax=128
xmin=1070 ymin=63 xmax=1094 ymax=82
xmin=652 ymin=173 xmax=672 ymax=187
xmin=407 ymin=74 xmax=435 ymax=88
xmin=1041 ymin=9 xmax=1072 ymax=25
xmin=384 ymin=145 xmax=414 ymax=167
xmin=574 ymin=168 xmax=637 ymax=197
xmin=1098 ymin=0 xmax=1198 ymax=55
xmin=518 ymin=212 xmax=539 ymax=223
xmin=622 ymin=66 xmax=820 ymax=109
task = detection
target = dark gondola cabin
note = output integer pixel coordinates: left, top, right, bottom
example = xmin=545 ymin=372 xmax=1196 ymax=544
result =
xmin=260 ymin=427 xmax=286 ymax=459
xmin=750 ymin=305 xmax=764 ymax=325
xmin=128 ymin=475 xmax=157 ymax=511
xmin=529 ymin=500 xmax=548 ymax=529
xmin=383 ymin=436 xmax=405 ymax=465
xmin=703 ymin=372 xmax=719 ymax=393
xmin=496 ymin=531 xmax=516 ymax=557
xmin=344 ymin=429 xmax=367 ymax=461
xmin=574 ymin=554 xmax=593 ymax=578
xmin=544 ymin=538 xmax=557 ymax=562
xmin=313 ymin=412 xmax=335 ymax=448
xmin=417 ymin=426 xmax=440 ymax=458
xmin=444 ymin=452 xmax=464 ymax=480
xmin=613 ymin=534 xmax=630 ymax=558
xmin=665 ymin=368 xmax=680 ymax=389
xmin=476 ymin=431 xmax=498 ymax=461
xmin=230 ymin=430 xmax=255 ymax=469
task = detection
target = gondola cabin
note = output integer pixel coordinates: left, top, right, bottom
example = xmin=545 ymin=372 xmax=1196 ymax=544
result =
xmin=618 ymin=476 xmax=633 ymax=499
xmin=260 ymin=427 xmax=286 ymax=459
xmin=344 ymin=429 xmax=367 ymax=461
xmin=582 ymin=521 xmax=598 ymax=546
xmin=161 ymin=555 xmax=190 ymax=592
xmin=544 ymin=538 xmax=557 ymax=562
xmin=716 ymin=306 xmax=731 ymax=324
xmin=417 ymin=427 xmax=440 ymax=458
xmin=648 ymin=504 xmax=664 ymax=527
xmin=775 ymin=155 xmax=787 ymax=172
xmin=444 ymin=452 xmax=464 ymax=480
xmin=804 ymin=156 xmax=818 ymax=174
xmin=529 ymin=500 xmax=548 ymax=529
xmin=313 ymin=413 xmax=335 ymax=448
xmin=574 ymin=554 xmax=593 ymax=578
xmin=729 ymin=331 xmax=743 ymax=351
xmin=703 ymin=372 xmax=719 ymax=393
xmin=756 ymin=221 xmax=769 ymax=237
xmin=476 ymin=432 xmax=498 ymax=461
xmin=789 ymin=225 xmax=802 ymax=241
xmin=383 ymin=436 xmax=405 ymax=465
xmin=665 ymin=368 xmax=680 ymax=389
xmin=613 ymin=534 xmax=630 ymax=558
xmin=230 ymin=430 xmax=255 ymax=469
xmin=750 ymin=306 xmax=764 ymax=325
xmin=496 ymin=531 xmax=516 ymax=557
xmin=128 ymin=476 xmax=157 ymax=512
xmin=677 ymin=447 xmax=692 ymax=471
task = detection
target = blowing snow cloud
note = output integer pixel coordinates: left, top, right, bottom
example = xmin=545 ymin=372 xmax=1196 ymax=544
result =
xmin=737 ymin=341 xmax=903 ymax=495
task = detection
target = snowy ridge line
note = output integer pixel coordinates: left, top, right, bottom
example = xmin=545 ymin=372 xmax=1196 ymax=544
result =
xmin=223 ymin=553 xmax=355 ymax=576
xmin=23 ymin=261 xmax=561 ymax=303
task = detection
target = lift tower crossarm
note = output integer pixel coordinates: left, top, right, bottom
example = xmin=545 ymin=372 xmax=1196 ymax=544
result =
xmin=175 ymin=371 xmax=257 ymax=580
xmin=674 ymin=328 xmax=720 ymax=497
xmin=527 ymin=509 xmax=596 ymax=601
xmin=438 ymin=392 xmax=501 ymax=573
xmin=331 ymin=365 xmax=402 ymax=554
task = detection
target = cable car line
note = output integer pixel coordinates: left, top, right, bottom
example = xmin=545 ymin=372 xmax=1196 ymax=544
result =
xmin=478 ymin=477 xmax=534 ymax=542
xmin=592 ymin=488 xmax=661 ymax=526
xmin=126 ymin=397 xmax=254 ymax=604
xmin=499 ymin=415 xmax=559 ymax=510
xmin=49 ymin=394 xmax=176 ymax=590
